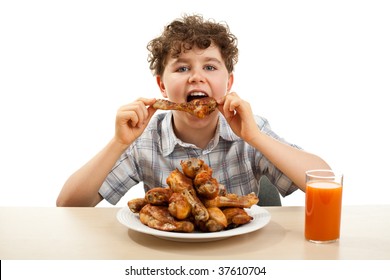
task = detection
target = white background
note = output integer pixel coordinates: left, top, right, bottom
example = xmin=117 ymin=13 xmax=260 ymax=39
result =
xmin=1 ymin=0 xmax=389 ymax=207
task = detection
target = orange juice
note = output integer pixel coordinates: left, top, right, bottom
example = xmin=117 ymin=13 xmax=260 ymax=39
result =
xmin=305 ymin=181 xmax=343 ymax=242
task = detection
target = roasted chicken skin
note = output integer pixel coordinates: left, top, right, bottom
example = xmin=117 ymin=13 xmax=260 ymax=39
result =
xmin=145 ymin=187 xmax=172 ymax=205
xmin=127 ymin=198 xmax=147 ymax=213
xmin=180 ymin=158 xmax=209 ymax=179
xmin=139 ymin=204 xmax=194 ymax=232
xmin=166 ymin=168 xmax=209 ymax=222
xmin=166 ymin=168 xmax=193 ymax=193
xmin=203 ymin=192 xmax=259 ymax=208
xmin=182 ymin=188 xmax=209 ymax=222
xmin=197 ymin=207 xmax=228 ymax=232
xmin=152 ymin=97 xmax=217 ymax=119
xmin=194 ymin=171 xmax=219 ymax=199
xmin=223 ymin=207 xmax=253 ymax=228
xmin=181 ymin=158 xmax=219 ymax=199
xmin=168 ymin=192 xmax=192 ymax=220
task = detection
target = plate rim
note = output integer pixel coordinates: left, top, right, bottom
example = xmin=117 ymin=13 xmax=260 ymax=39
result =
xmin=117 ymin=204 xmax=271 ymax=241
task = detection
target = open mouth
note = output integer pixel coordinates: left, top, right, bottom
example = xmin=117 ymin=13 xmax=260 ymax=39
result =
xmin=186 ymin=92 xmax=208 ymax=103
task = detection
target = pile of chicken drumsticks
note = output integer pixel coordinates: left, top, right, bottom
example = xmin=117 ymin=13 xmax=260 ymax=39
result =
xmin=128 ymin=158 xmax=259 ymax=233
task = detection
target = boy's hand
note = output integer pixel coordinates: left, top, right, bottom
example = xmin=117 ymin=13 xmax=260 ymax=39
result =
xmin=114 ymin=97 xmax=157 ymax=147
xmin=217 ymin=92 xmax=260 ymax=143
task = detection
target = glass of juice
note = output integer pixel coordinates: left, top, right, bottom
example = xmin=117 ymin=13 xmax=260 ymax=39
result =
xmin=305 ymin=169 xmax=343 ymax=243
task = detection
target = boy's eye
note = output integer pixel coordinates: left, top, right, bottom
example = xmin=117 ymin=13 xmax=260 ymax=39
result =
xmin=205 ymin=65 xmax=216 ymax=71
xmin=175 ymin=65 xmax=216 ymax=72
xmin=177 ymin=66 xmax=189 ymax=72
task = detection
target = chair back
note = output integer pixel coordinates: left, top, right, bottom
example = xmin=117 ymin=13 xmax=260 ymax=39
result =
xmin=257 ymin=176 xmax=282 ymax=206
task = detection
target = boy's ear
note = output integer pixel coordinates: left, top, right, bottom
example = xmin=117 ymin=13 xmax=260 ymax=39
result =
xmin=227 ymin=73 xmax=234 ymax=92
xmin=156 ymin=76 xmax=168 ymax=98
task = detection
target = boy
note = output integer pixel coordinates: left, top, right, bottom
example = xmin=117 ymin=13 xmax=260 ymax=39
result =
xmin=57 ymin=14 xmax=330 ymax=207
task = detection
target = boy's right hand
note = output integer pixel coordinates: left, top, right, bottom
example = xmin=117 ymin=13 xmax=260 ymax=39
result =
xmin=114 ymin=97 xmax=157 ymax=147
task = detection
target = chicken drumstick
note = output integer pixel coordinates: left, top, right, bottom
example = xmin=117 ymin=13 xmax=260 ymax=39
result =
xmin=139 ymin=204 xmax=194 ymax=232
xmin=152 ymin=97 xmax=217 ymax=118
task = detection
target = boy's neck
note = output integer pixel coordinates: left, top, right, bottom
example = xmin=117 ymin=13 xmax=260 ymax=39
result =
xmin=172 ymin=117 xmax=218 ymax=150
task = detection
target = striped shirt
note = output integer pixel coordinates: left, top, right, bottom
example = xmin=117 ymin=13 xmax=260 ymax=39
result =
xmin=99 ymin=111 xmax=300 ymax=205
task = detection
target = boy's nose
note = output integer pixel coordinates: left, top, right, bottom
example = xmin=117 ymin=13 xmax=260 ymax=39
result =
xmin=188 ymin=69 xmax=205 ymax=83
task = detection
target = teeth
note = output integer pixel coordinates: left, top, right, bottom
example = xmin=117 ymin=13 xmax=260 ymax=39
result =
xmin=189 ymin=92 xmax=207 ymax=97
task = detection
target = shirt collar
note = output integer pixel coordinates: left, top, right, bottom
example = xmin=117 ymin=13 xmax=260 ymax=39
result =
xmin=161 ymin=111 xmax=240 ymax=157
xmin=217 ymin=112 xmax=241 ymax=142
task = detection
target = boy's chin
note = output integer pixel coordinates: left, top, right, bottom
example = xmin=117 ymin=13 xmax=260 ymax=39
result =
xmin=174 ymin=111 xmax=217 ymax=124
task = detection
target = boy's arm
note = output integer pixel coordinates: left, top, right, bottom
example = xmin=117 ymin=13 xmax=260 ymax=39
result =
xmin=247 ymin=131 xmax=330 ymax=192
xmin=218 ymin=93 xmax=330 ymax=192
xmin=56 ymin=138 xmax=128 ymax=207
xmin=56 ymin=98 xmax=156 ymax=207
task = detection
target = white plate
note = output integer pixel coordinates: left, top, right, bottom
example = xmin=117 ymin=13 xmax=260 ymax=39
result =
xmin=116 ymin=205 xmax=271 ymax=242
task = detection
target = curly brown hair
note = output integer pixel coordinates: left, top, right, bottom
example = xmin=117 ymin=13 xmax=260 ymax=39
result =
xmin=147 ymin=14 xmax=238 ymax=76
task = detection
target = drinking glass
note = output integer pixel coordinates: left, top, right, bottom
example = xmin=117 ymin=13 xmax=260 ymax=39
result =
xmin=305 ymin=169 xmax=343 ymax=243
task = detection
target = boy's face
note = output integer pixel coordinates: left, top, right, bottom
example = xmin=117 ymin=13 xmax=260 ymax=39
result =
xmin=156 ymin=43 xmax=233 ymax=109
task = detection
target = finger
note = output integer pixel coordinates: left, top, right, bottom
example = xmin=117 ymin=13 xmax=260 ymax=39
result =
xmin=117 ymin=102 xmax=145 ymax=127
xmin=119 ymin=105 xmax=143 ymax=127
xmin=135 ymin=98 xmax=157 ymax=126
xmin=222 ymin=94 xmax=236 ymax=114
xmin=144 ymin=105 xmax=157 ymax=124
xmin=224 ymin=92 xmax=239 ymax=111
xmin=117 ymin=110 xmax=139 ymax=128
xmin=140 ymin=97 xmax=157 ymax=106
xmin=221 ymin=102 xmax=236 ymax=121
xmin=124 ymin=99 xmax=151 ymax=126
xmin=135 ymin=102 xmax=149 ymax=126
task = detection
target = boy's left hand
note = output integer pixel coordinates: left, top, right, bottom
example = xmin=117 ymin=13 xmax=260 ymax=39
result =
xmin=217 ymin=92 xmax=260 ymax=143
